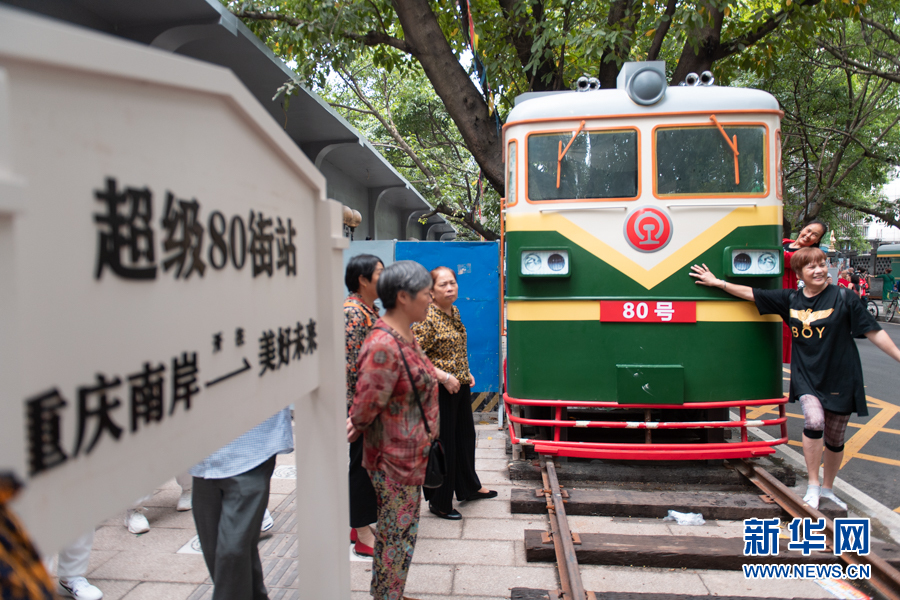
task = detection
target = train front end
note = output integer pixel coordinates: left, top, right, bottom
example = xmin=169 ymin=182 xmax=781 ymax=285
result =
xmin=502 ymin=63 xmax=788 ymax=460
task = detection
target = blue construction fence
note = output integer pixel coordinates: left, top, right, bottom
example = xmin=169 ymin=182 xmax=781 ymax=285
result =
xmin=344 ymin=240 xmax=501 ymax=396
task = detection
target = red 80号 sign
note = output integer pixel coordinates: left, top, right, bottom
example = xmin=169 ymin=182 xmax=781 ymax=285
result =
xmin=600 ymin=301 xmax=697 ymax=323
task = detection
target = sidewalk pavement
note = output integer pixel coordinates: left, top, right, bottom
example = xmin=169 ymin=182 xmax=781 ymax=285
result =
xmin=49 ymin=423 xmax=836 ymax=599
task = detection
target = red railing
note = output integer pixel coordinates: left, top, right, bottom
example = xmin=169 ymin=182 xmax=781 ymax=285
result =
xmin=503 ymin=392 xmax=789 ymax=461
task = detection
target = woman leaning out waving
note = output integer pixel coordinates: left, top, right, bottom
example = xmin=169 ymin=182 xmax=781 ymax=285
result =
xmin=347 ymin=261 xmax=439 ymax=600
xmin=690 ymin=248 xmax=900 ymax=510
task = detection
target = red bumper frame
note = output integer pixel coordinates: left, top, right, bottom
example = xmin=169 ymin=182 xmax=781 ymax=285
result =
xmin=503 ymin=392 xmax=788 ymax=461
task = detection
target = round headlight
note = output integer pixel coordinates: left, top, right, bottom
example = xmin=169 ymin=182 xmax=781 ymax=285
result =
xmin=734 ymin=253 xmax=751 ymax=272
xmin=524 ymin=253 xmax=542 ymax=273
xmin=548 ymin=253 xmax=565 ymax=272
xmin=758 ymin=252 xmax=777 ymax=272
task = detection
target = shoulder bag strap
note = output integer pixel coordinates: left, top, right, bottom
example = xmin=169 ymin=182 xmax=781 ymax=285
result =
xmin=374 ymin=327 xmax=432 ymax=437
xmin=344 ymin=299 xmax=373 ymax=327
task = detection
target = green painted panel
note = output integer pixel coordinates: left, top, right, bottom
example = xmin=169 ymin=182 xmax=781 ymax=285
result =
xmin=506 ymin=225 xmax=782 ymax=299
xmin=616 ymin=364 xmax=684 ymax=404
xmin=506 ymin=320 xmax=781 ymax=402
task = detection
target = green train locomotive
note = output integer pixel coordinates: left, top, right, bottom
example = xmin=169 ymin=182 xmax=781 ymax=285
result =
xmin=501 ymin=62 xmax=788 ymax=460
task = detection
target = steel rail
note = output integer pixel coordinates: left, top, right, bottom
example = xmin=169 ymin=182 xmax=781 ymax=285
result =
xmin=733 ymin=459 xmax=900 ymax=600
xmin=541 ymin=457 xmax=587 ymax=600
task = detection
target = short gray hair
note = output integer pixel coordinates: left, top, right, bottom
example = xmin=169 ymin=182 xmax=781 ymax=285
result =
xmin=377 ymin=261 xmax=432 ymax=309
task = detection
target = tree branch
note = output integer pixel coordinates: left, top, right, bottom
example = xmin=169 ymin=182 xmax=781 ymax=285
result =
xmin=647 ymin=0 xmax=678 ymax=61
xmin=832 ymin=198 xmax=900 ymax=230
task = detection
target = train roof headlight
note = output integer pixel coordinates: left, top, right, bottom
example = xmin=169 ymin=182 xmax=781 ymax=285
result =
xmin=617 ymin=62 xmax=667 ymax=106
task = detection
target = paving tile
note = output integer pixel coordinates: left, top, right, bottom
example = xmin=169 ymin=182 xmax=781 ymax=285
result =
xmin=418 ymin=513 xmax=464 ymax=539
xmin=349 ymin=560 xmax=374 ymax=591
xmin=476 ymin=437 xmax=508 ymax=450
xmin=408 ymin=596 xmax=508 ymax=600
xmin=121 ymin=582 xmax=199 ymax=600
xmin=475 ymin=448 xmax=511 ymax=459
xmin=89 ymin=552 xmax=209 ymax=583
xmin=453 ymin=564 xmax=557 ymax=597
xmin=85 ymin=549 xmax=118 ymax=574
xmin=448 ymin=497 xmax=513 ymax=519
xmin=459 ymin=484 xmax=515 ymax=502
xmin=513 ymin=537 xmax=531 ymax=567
xmin=269 ymin=478 xmax=299 ymax=495
xmin=565 ymin=515 xmax=614 ymax=533
xmin=404 ymin=563 xmax=455 ymax=595
xmin=93 ymin=524 xmax=196 ymax=553
xmin=577 ymin=520 xmax=669 ymax=536
xmin=275 ymin=452 xmax=296 ymax=467
xmin=475 ymin=458 xmax=512 ymax=472
xmin=80 ymin=579 xmax=140 ymax=600
xmin=412 ymin=539 xmax=516 ymax=566
xmin=580 ymin=565 xmax=709 ymax=594
xmin=698 ymin=570 xmax=832 ymax=597
xmin=475 ymin=470 xmax=514 ymax=486
xmin=267 ymin=493 xmax=289 ymax=512
xmin=461 ymin=516 xmax=543 ymax=541
xmin=143 ymin=487 xmax=183 ymax=509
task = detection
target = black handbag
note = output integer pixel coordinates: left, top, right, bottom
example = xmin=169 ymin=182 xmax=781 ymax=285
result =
xmin=377 ymin=328 xmax=446 ymax=489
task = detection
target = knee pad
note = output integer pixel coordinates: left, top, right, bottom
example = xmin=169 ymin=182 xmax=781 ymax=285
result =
xmin=803 ymin=428 xmax=823 ymax=439
xmin=825 ymin=441 xmax=844 ymax=453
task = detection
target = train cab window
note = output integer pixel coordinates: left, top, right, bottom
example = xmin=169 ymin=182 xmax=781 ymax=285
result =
xmin=527 ymin=129 xmax=638 ymax=201
xmin=507 ymin=140 xmax=517 ymax=206
xmin=655 ymin=124 xmax=767 ymax=196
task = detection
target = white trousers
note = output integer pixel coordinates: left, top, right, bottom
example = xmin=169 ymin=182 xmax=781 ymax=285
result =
xmin=56 ymin=530 xmax=94 ymax=578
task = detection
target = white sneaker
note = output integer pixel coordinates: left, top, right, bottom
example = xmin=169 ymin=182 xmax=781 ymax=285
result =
xmin=125 ymin=508 xmax=150 ymax=534
xmin=261 ymin=509 xmax=274 ymax=536
xmin=176 ymin=490 xmax=192 ymax=512
xmin=820 ymin=488 xmax=848 ymax=510
xmin=58 ymin=576 xmax=103 ymax=600
xmin=803 ymin=485 xmax=820 ymax=510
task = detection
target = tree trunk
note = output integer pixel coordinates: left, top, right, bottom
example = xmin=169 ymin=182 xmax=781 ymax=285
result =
xmin=671 ymin=4 xmax=725 ymax=85
xmin=391 ymin=0 xmax=504 ymax=195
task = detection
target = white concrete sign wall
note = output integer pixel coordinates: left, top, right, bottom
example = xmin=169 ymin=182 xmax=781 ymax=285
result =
xmin=0 ymin=8 xmax=350 ymax=597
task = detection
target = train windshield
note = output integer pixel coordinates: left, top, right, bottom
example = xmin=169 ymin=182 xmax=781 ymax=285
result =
xmin=656 ymin=125 xmax=767 ymax=196
xmin=527 ymin=129 xmax=638 ymax=201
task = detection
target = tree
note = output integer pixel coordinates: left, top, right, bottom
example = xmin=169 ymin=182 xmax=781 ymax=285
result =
xmin=229 ymin=0 xmax=854 ymax=201
xmin=322 ymin=60 xmax=500 ymax=240
xmin=748 ymin=9 xmax=900 ymax=238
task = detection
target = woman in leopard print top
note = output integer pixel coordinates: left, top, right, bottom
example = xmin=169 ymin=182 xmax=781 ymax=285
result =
xmin=412 ymin=267 xmax=496 ymax=520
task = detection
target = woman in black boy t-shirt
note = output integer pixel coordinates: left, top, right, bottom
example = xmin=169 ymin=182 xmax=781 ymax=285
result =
xmin=690 ymin=248 xmax=900 ymax=510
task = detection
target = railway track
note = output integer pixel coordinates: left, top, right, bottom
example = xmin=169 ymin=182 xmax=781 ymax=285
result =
xmin=519 ymin=457 xmax=900 ymax=600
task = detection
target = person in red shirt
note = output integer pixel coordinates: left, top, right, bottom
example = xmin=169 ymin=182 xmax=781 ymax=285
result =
xmin=782 ymin=220 xmax=827 ymax=362
xmin=837 ymin=270 xmax=851 ymax=289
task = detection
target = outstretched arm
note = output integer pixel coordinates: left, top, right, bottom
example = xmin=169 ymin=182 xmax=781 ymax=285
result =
xmin=865 ymin=329 xmax=900 ymax=363
xmin=689 ymin=264 xmax=756 ymax=302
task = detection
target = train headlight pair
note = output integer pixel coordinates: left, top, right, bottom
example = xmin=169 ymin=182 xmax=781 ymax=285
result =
xmin=520 ymin=249 xmax=570 ymax=277
xmin=722 ymin=247 xmax=783 ymax=277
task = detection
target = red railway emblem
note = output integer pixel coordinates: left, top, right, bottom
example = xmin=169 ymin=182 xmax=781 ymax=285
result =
xmin=624 ymin=206 xmax=672 ymax=253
